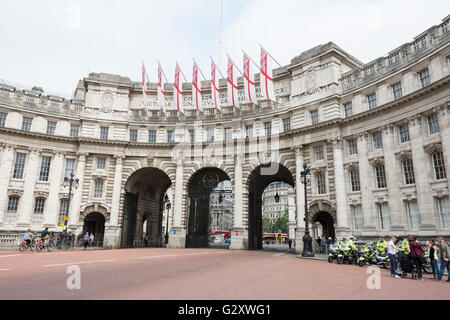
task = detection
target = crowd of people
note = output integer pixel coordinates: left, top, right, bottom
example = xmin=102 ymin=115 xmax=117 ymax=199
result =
xmin=22 ymin=229 xmax=96 ymax=250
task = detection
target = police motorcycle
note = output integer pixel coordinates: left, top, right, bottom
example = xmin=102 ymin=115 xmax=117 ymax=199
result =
xmin=328 ymin=241 xmax=340 ymax=263
xmin=337 ymin=239 xmax=358 ymax=265
xmin=358 ymin=243 xmax=377 ymax=267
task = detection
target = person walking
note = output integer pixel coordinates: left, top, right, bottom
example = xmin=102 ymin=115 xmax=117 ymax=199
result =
xmin=387 ymin=236 xmax=401 ymax=278
xmin=89 ymin=233 xmax=94 ymax=247
xmin=437 ymin=237 xmax=450 ymax=282
xmin=83 ymin=232 xmax=89 ymax=250
xmin=288 ymin=238 xmax=292 ymax=249
xmin=144 ymin=234 xmax=148 ymax=247
xmin=409 ymin=236 xmax=424 ymax=281
xmin=427 ymin=239 xmax=439 ymax=280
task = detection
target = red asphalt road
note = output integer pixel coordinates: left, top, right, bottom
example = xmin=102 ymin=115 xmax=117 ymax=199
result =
xmin=0 ymin=248 xmax=449 ymax=300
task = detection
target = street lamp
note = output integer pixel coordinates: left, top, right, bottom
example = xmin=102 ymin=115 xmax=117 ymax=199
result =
xmin=274 ymin=192 xmax=280 ymax=203
xmin=164 ymin=194 xmax=171 ymax=245
xmin=300 ymin=163 xmax=314 ymax=257
xmin=62 ymin=172 xmax=79 ymax=250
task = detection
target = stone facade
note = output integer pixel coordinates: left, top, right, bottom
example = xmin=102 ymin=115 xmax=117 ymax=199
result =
xmin=0 ymin=18 xmax=449 ymax=253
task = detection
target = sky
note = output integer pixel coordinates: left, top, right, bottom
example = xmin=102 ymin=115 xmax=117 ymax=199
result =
xmin=0 ymin=0 xmax=449 ymax=98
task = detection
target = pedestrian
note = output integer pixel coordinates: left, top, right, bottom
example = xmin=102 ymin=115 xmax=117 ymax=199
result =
xmin=427 ymin=239 xmax=439 ymax=280
xmin=77 ymin=233 xmax=82 ymax=247
xmin=409 ymin=236 xmax=424 ymax=281
xmin=437 ymin=236 xmax=450 ymax=282
xmin=288 ymin=239 xmax=292 ymax=249
xmin=89 ymin=233 xmax=94 ymax=247
xmin=83 ymin=232 xmax=89 ymax=250
xmin=387 ymin=236 xmax=401 ymax=278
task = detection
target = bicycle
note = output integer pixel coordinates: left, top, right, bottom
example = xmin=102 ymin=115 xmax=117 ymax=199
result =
xmin=19 ymin=236 xmax=38 ymax=252
xmin=36 ymin=236 xmax=54 ymax=252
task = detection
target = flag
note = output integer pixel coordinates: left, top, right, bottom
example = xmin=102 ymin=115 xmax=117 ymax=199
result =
xmin=157 ymin=62 xmax=166 ymax=113
xmin=260 ymin=47 xmax=276 ymax=101
xmin=142 ymin=62 xmax=148 ymax=107
xmin=227 ymin=57 xmax=239 ymax=109
xmin=210 ymin=59 xmax=221 ymax=111
xmin=192 ymin=61 xmax=203 ymax=113
xmin=243 ymin=53 xmax=257 ymax=104
xmin=174 ymin=63 xmax=183 ymax=114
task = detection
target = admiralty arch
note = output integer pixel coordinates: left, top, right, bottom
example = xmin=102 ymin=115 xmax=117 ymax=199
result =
xmin=0 ymin=18 xmax=449 ymax=253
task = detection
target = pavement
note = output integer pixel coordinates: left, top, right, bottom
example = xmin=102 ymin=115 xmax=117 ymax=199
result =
xmin=0 ymin=247 xmax=449 ymax=300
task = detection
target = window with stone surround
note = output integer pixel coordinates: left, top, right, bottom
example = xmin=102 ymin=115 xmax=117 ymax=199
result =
xmin=315 ymin=146 xmax=324 ymax=160
xmin=311 ymin=110 xmax=319 ymax=125
xmin=13 ymin=153 xmax=27 ymax=179
xmin=148 ymin=130 xmax=156 ymax=143
xmin=207 ymin=128 xmax=214 ymax=142
xmin=348 ymin=139 xmax=358 ymax=155
xmin=6 ymin=196 xmax=19 ymax=224
xmin=97 ymin=157 xmax=106 ymax=170
xmin=392 ymin=82 xmax=402 ymax=100
xmin=353 ymin=205 xmax=363 ymax=230
xmin=189 ymin=130 xmax=195 ymax=143
xmin=100 ymin=126 xmax=109 ymax=140
xmin=317 ymin=173 xmax=326 ymax=194
xmin=437 ymin=197 xmax=450 ymax=229
xmin=167 ymin=130 xmax=174 ymax=143
xmin=350 ymin=169 xmax=361 ymax=192
xmin=245 ymin=125 xmax=253 ymax=139
xmin=129 ymin=129 xmax=138 ymax=142
xmin=283 ymin=118 xmax=291 ymax=132
xmin=399 ymin=123 xmax=410 ymax=143
xmin=406 ymin=200 xmax=420 ymax=230
xmin=58 ymin=199 xmax=69 ymax=225
xmin=344 ymin=102 xmax=353 ymax=118
xmin=39 ymin=156 xmax=51 ymax=182
xmin=367 ymin=93 xmax=377 ymax=110
xmin=419 ymin=68 xmax=430 ymax=88
xmin=264 ymin=122 xmax=272 ymax=136
xmin=225 ymin=128 xmax=232 ymax=141
xmin=373 ymin=132 xmax=383 ymax=150
xmin=402 ymin=159 xmax=415 ymax=185
xmin=0 ymin=112 xmax=6 ymax=127
xmin=377 ymin=203 xmax=390 ymax=230
xmin=94 ymin=180 xmax=104 ymax=198
xmin=70 ymin=125 xmax=79 ymax=138
xmin=21 ymin=117 xmax=32 ymax=131
xmin=32 ymin=198 xmax=45 ymax=225
xmin=432 ymin=152 xmax=446 ymax=180
xmin=375 ymin=165 xmax=387 ymax=188
xmin=46 ymin=121 xmax=56 ymax=135
xmin=64 ymin=158 xmax=75 ymax=179
xmin=427 ymin=113 xmax=439 ymax=135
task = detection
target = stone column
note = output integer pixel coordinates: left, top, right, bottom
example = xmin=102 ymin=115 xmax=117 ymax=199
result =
xmin=230 ymin=153 xmax=247 ymax=250
xmin=168 ymin=158 xmax=185 ymax=248
xmin=293 ymin=146 xmax=305 ymax=254
xmin=104 ymin=155 xmax=124 ymax=248
xmin=437 ymin=105 xmax=450 ymax=187
xmin=44 ymin=151 xmax=64 ymax=227
xmin=68 ymin=153 xmax=87 ymax=230
xmin=0 ymin=144 xmax=15 ymax=225
xmin=17 ymin=148 xmax=40 ymax=226
xmin=331 ymin=138 xmax=350 ymax=238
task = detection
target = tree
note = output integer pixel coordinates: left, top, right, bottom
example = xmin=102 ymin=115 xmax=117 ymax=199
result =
xmin=262 ymin=216 xmax=274 ymax=233
xmin=273 ymin=204 xmax=289 ymax=234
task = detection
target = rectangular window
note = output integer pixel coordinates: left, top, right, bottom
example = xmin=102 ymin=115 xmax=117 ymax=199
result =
xmin=392 ymin=82 xmax=402 ymax=100
xmin=129 ymin=129 xmax=138 ymax=142
xmin=350 ymin=169 xmax=361 ymax=192
xmin=348 ymin=139 xmax=358 ymax=155
xmin=167 ymin=131 xmax=174 ymax=143
xmin=311 ymin=110 xmax=319 ymax=125
xmin=419 ymin=68 xmax=430 ymax=88
xmin=32 ymin=198 xmax=45 ymax=225
xmin=0 ymin=112 xmax=6 ymax=127
xmin=317 ymin=173 xmax=326 ymax=194
xmin=64 ymin=158 xmax=75 ymax=179
xmin=97 ymin=157 xmax=106 ymax=170
xmin=264 ymin=122 xmax=272 ymax=136
xmin=402 ymin=159 xmax=415 ymax=185
xmin=245 ymin=125 xmax=253 ymax=139
xmin=399 ymin=124 xmax=410 ymax=143
xmin=58 ymin=199 xmax=69 ymax=225
xmin=39 ymin=156 xmax=51 ymax=182
xmin=94 ymin=181 xmax=103 ymax=198
xmin=21 ymin=117 xmax=32 ymax=131
xmin=353 ymin=205 xmax=363 ymax=230
xmin=13 ymin=153 xmax=27 ymax=179
xmin=378 ymin=203 xmax=390 ymax=230
xmin=367 ymin=93 xmax=377 ymax=110
xmin=6 ymin=196 xmax=19 ymax=224
xmin=375 ymin=165 xmax=387 ymax=188
xmin=432 ymin=152 xmax=446 ymax=180
xmin=148 ymin=130 xmax=156 ymax=143
xmin=188 ymin=130 xmax=195 ymax=143
xmin=46 ymin=121 xmax=56 ymax=135
xmin=100 ymin=127 xmax=109 ymax=140
xmin=406 ymin=200 xmax=420 ymax=230
xmin=283 ymin=118 xmax=291 ymax=132
xmin=344 ymin=102 xmax=353 ymax=118
xmin=438 ymin=197 xmax=450 ymax=229
xmin=225 ymin=128 xmax=232 ymax=141
xmin=70 ymin=125 xmax=79 ymax=138
xmin=315 ymin=146 xmax=324 ymax=160
xmin=373 ymin=132 xmax=383 ymax=150
xmin=207 ymin=128 xmax=214 ymax=142
xmin=427 ymin=113 xmax=439 ymax=135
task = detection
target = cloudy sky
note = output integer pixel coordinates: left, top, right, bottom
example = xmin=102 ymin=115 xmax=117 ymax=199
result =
xmin=0 ymin=0 xmax=448 ymax=97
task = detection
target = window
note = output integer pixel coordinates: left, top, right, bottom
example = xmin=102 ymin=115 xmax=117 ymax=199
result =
xmin=245 ymin=125 xmax=253 ymax=139
xmin=100 ymin=127 xmax=109 ymax=140
xmin=344 ymin=102 xmax=353 ymax=118
xmin=350 ymin=169 xmax=361 ymax=192
xmin=129 ymin=129 xmax=138 ymax=142
xmin=207 ymin=128 xmax=214 ymax=142
xmin=367 ymin=93 xmax=377 ymax=110
xmin=167 ymin=131 xmax=174 ymax=143
xmin=64 ymin=158 xmax=75 ymax=179
xmin=46 ymin=121 xmax=56 ymax=135
xmin=427 ymin=113 xmax=439 ymax=134
xmin=58 ymin=199 xmax=69 ymax=224
xmin=375 ymin=165 xmax=387 ymax=188
xmin=378 ymin=203 xmax=390 ymax=230
xmin=97 ymin=157 xmax=106 ymax=170
xmin=373 ymin=132 xmax=383 ymax=150
xmin=438 ymin=197 xmax=450 ymax=229
xmin=39 ymin=156 xmax=51 ymax=182
xmin=0 ymin=112 xmax=6 ymax=127
xmin=94 ymin=181 xmax=103 ymax=198
xmin=32 ymin=198 xmax=45 ymax=225
xmin=264 ymin=122 xmax=272 ymax=136
xmin=315 ymin=146 xmax=324 ymax=160
xmin=21 ymin=117 xmax=32 ymax=131
xmin=148 ymin=130 xmax=156 ymax=143
xmin=317 ymin=173 xmax=326 ymax=194
xmin=406 ymin=200 xmax=420 ymax=230
xmin=311 ymin=110 xmax=319 ymax=125
xmin=348 ymin=139 xmax=357 ymax=155
xmin=6 ymin=196 xmax=19 ymax=224
xmin=13 ymin=153 xmax=27 ymax=179
xmin=353 ymin=205 xmax=363 ymax=230
xmin=399 ymin=124 xmax=410 ymax=143
xmin=432 ymin=152 xmax=446 ymax=180
xmin=225 ymin=128 xmax=232 ymax=141
xmin=402 ymin=159 xmax=415 ymax=185
xmin=188 ymin=130 xmax=195 ymax=143
xmin=419 ymin=68 xmax=430 ymax=88
xmin=283 ymin=118 xmax=291 ymax=132
xmin=70 ymin=125 xmax=79 ymax=138
xmin=392 ymin=82 xmax=402 ymax=100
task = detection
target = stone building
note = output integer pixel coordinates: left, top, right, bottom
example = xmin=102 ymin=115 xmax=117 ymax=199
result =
xmin=0 ymin=17 xmax=449 ymax=253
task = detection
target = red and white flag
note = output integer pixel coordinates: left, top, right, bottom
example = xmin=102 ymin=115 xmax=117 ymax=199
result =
xmin=210 ymin=59 xmax=221 ymax=111
xmin=243 ymin=53 xmax=257 ymax=104
xmin=157 ymin=62 xmax=166 ymax=113
xmin=260 ymin=47 xmax=276 ymax=101
xmin=227 ymin=57 xmax=239 ymax=109
xmin=173 ymin=63 xmax=184 ymax=114
xmin=141 ymin=62 xmax=148 ymax=107
xmin=192 ymin=61 xmax=203 ymax=113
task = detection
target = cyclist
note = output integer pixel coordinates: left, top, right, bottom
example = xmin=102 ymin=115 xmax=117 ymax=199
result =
xmin=23 ymin=229 xmax=34 ymax=247
xmin=40 ymin=227 xmax=51 ymax=246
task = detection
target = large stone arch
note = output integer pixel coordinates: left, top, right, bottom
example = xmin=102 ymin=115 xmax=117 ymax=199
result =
xmin=309 ymin=199 xmax=337 ymax=242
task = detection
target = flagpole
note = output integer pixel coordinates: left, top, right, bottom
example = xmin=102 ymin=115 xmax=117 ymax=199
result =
xmin=193 ymin=58 xmax=208 ymax=81
xmin=226 ymin=54 xmax=243 ymax=76
xmin=258 ymin=44 xmax=285 ymax=69
xmin=157 ymin=60 xmax=169 ymax=83
xmin=242 ymin=49 xmax=262 ymax=72
xmin=176 ymin=60 xmax=189 ymax=83
xmin=210 ymin=56 xmax=226 ymax=79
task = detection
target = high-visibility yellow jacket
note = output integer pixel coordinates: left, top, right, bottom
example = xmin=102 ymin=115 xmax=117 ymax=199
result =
xmin=377 ymin=240 xmax=388 ymax=252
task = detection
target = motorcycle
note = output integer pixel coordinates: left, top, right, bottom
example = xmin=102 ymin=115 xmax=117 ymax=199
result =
xmin=358 ymin=244 xmax=377 ymax=267
xmin=328 ymin=244 xmax=339 ymax=263
xmin=337 ymin=246 xmax=358 ymax=265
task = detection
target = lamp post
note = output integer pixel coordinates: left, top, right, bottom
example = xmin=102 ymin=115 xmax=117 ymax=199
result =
xmin=164 ymin=194 xmax=171 ymax=245
xmin=300 ymin=163 xmax=314 ymax=257
xmin=62 ymin=172 xmax=79 ymax=250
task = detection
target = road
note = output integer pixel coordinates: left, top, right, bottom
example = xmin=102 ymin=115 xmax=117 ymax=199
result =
xmin=0 ymin=248 xmax=448 ymax=300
